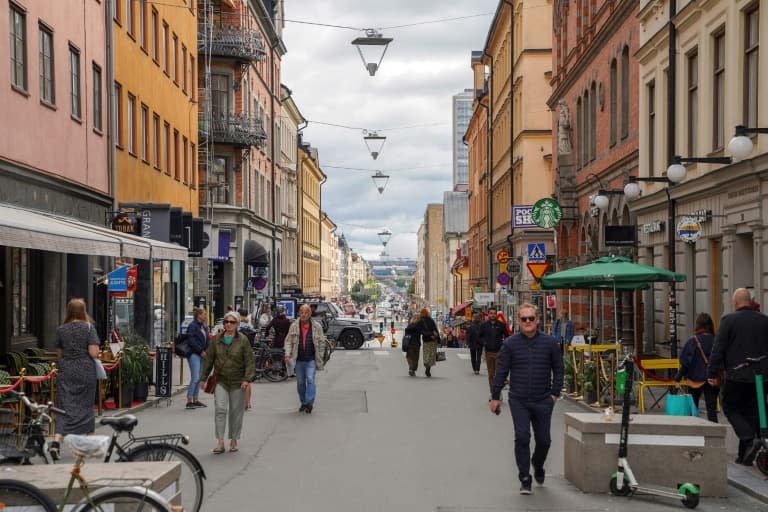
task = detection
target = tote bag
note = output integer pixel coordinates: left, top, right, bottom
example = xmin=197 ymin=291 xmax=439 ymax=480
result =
xmin=665 ymin=393 xmax=698 ymax=417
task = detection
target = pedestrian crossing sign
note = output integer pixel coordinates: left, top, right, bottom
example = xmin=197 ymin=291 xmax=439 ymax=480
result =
xmin=527 ymin=243 xmax=546 ymax=262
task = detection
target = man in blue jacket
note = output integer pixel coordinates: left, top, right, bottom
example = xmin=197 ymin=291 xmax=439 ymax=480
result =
xmin=489 ymin=303 xmax=563 ymax=495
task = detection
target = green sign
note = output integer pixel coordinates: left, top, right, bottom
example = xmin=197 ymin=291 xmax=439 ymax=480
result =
xmin=531 ymin=198 xmax=563 ymax=229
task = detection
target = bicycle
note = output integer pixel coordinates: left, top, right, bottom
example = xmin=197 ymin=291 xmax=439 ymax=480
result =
xmin=252 ymin=340 xmax=288 ymax=382
xmin=1 ymin=391 xmax=205 ymax=512
xmin=0 ymin=389 xmax=63 ymax=464
xmin=0 ymin=434 xmax=172 ymax=511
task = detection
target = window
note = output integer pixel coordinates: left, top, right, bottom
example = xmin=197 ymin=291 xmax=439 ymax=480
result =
xmin=140 ymin=103 xmax=149 ymax=162
xmin=10 ymin=3 xmax=27 ymax=91
xmin=10 ymin=248 xmax=33 ymax=337
xmin=152 ymin=113 xmax=160 ymax=169
xmin=713 ymin=31 xmax=725 ymax=150
xmin=93 ymin=63 xmax=102 ymax=131
xmin=164 ymin=122 xmax=171 ymax=174
xmin=576 ymin=97 xmax=582 ymax=169
xmin=589 ymin=82 xmax=597 ymax=161
xmin=126 ymin=0 xmax=134 ymax=37
xmin=115 ymin=82 xmax=123 ymax=147
xmin=609 ymin=59 xmax=616 ymax=146
xmin=744 ymin=7 xmax=759 ymax=130
xmin=621 ymin=46 xmax=629 ymax=139
xmin=172 ymin=33 xmax=178 ymax=84
xmin=211 ymin=74 xmax=230 ymax=116
xmin=39 ymin=24 xmax=54 ymax=104
xmin=150 ymin=8 xmax=158 ymax=62
xmin=687 ymin=50 xmax=698 ymax=157
xmin=173 ymin=129 xmax=179 ymax=179
xmin=138 ymin=0 xmax=146 ymax=50
xmin=190 ymin=55 xmax=195 ymax=100
xmin=647 ymin=80 xmax=656 ymax=175
xmin=182 ymin=136 xmax=188 ymax=183
xmin=190 ymin=143 xmax=196 ymax=187
xmin=69 ymin=45 xmax=81 ymax=119
xmin=162 ymin=21 xmax=168 ymax=74
xmin=182 ymin=45 xmax=187 ymax=94
xmin=127 ymin=93 xmax=136 ymax=154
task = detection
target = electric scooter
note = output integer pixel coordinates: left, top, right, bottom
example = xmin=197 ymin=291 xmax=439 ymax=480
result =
xmin=732 ymin=355 xmax=768 ymax=474
xmin=609 ymin=355 xmax=700 ymax=508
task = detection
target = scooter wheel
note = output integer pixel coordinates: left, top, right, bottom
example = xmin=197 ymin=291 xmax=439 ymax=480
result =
xmin=609 ymin=476 xmax=631 ymax=496
xmin=682 ymin=490 xmax=699 ymax=509
xmin=756 ymin=449 xmax=768 ymax=476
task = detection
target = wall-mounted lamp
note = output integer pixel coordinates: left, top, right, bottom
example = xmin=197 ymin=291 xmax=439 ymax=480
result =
xmin=728 ymin=125 xmax=768 ymax=161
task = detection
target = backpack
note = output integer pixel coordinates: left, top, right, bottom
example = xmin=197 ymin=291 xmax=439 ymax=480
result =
xmin=174 ymin=333 xmax=192 ymax=358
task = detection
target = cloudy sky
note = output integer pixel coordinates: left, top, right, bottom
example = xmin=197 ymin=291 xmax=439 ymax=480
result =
xmin=280 ymin=0 xmax=500 ymax=261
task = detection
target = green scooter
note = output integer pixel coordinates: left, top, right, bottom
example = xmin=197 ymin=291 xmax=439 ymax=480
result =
xmin=609 ymin=355 xmax=700 ymax=508
xmin=732 ymin=355 xmax=768 ymax=474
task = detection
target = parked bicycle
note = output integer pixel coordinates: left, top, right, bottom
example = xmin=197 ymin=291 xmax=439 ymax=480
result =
xmin=0 ymin=391 xmax=204 ymax=512
xmin=0 ymin=389 xmax=63 ymax=464
xmin=0 ymin=434 xmax=171 ymax=511
xmin=252 ymin=340 xmax=288 ymax=382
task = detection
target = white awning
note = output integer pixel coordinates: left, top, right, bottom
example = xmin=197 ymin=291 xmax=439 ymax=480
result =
xmin=0 ymin=204 xmax=188 ymax=261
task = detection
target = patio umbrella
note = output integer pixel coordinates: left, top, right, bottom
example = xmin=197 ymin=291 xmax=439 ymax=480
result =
xmin=540 ymin=255 xmax=686 ymax=343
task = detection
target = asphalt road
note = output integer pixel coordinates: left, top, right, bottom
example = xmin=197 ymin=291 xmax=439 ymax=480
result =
xmin=112 ymin=345 xmax=767 ymax=512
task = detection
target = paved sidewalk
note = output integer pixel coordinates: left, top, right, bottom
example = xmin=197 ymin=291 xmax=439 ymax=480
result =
xmin=563 ymin=394 xmax=768 ymax=504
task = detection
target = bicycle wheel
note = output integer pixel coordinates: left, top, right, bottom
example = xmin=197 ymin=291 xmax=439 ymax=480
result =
xmin=264 ymin=357 xmax=288 ymax=382
xmin=0 ymin=479 xmax=57 ymax=511
xmin=125 ymin=443 xmax=204 ymax=512
xmin=76 ymin=488 xmax=170 ymax=512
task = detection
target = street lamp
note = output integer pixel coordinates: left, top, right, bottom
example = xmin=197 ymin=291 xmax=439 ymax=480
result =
xmin=371 ymin=170 xmax=390 ymax=194
xmin=728 ymin=125 xmax=768 ymax=161
xmin=351 ymin=29 xmax=393 ymax=76
xmin=378 ymin=228 xmax=392 ymax=258
xmin=623 ymin=154 xmax=731 ymax=358
xmin=363 ymin=130 xmax=386 ymax=160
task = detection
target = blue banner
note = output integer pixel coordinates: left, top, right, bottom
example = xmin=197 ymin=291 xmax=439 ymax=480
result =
xmin=107 ymin=266 xmax=128 ymax=292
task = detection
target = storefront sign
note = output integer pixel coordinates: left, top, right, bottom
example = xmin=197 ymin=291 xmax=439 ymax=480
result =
xmin=155 ymin=346 xmax=172 ymax=398
xmin=107 ymin=266 xmax=129 ymax=293
xmin=111 ymin=212 xmax=141 ymax=235
xmin=677 ymin=217 xmax=702 ymax=244
xmin=474 ymin=292 xmax=495 ymax=304
xmin=640 ymin=220 xmax=664 ymax=234
xmin=513 ymin=205 xmax=536 ymax=228
xmin=532 ymin=198 xmax=562 ymax=229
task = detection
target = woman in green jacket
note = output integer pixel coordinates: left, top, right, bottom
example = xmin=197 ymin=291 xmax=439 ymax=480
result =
xmin=201 ymin=311 xmax=255 ymax=454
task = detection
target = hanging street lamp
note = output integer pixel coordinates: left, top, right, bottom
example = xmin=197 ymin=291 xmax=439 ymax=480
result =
xmin=363 ymin=130 xmax=387 ymax=160
xmin=351 ymin=29 xmax=393 ymax=76
xmin=378 ymin=227 xmax=392 ymax=259
xmin=371 ymin=170 xmax=390 ymax=194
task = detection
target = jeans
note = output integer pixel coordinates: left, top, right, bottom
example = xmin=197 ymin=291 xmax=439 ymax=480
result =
xmin=295 ymin=360 xmax=317 ymax=405
xmin=509 ymin=396 xmax=555 ymax=483
xmin=186 ymin=354 xmax=202 ymax=400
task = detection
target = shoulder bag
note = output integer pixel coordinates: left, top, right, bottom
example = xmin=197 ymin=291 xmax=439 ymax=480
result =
xmin=686 ymin=335 xmax=708 ymax=389
xmin=203 ymin=374 xmax=217 ymax=394
xmin=174 ymin=333 xmax=192 ymax=358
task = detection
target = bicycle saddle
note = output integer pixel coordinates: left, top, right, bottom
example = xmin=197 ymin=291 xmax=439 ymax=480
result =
xmin=100 ymin=414 xmax=139 ymax=432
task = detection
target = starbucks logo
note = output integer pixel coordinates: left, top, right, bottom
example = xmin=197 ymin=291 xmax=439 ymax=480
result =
xmin=531 ymin=198 xmax=563 ymax=229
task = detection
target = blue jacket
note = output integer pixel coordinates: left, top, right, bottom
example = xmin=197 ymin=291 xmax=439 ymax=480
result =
xmin=553 ymin=318 xmax=574 ymax=344
xmin=492 ymin=331 xmax=563 ymax=402
xmin=675 ymin=332 xmax=714 ymax=383
xmin=186 ymin=319 xmax=209 ymax=355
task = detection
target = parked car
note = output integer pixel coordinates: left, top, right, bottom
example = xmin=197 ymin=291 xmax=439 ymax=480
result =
xmin=292 ymin=299 xmax=375 ymax=350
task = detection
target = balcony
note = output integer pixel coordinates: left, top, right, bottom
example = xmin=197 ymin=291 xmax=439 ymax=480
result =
xmin=200 ymin=24 xmax=265 ymax=62
xmin=199 ymin=112 xmax=266 ymax=148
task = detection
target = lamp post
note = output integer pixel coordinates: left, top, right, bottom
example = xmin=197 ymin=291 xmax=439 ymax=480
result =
xmin=621 ymin=155 xmax=731 ymax=358
xmin=728 ymin=125 xmax=768 ymax=161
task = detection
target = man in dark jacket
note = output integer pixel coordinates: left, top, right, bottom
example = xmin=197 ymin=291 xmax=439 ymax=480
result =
xmin=490 ymin=303 xmax=563 ymax=495
xmin=480 ymin=307 xmax=508 ymax=395
xmin=266 ymin=306 xmax=293 ymax=375
xmin=466 ymin=313 xmax=483 ymax=375
xmin=708 ymin=288 xmax=768 ymax=465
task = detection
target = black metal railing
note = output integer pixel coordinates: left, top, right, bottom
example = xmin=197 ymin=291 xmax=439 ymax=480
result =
xmin=199 ymin=111 xmax=266 ymax=148
xmin=200 ymin=24 xmax=265 ymax=62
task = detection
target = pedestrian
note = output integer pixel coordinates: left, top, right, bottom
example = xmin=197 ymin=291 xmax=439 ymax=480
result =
xmin=266 ymin=306 xmax=293 ymax=376
xmin=284 ymin=304 xmax=328 ymax=413
xmin=466 ymin=313 xmax=484 ymax=375
xmin=404 ymin=314 xmax=423 ymax=376
xmin=50 ymin=298 xmax=101 ymax=460
xmin=675 ymin=313 xmax=719 ymax=423
xmin=256 ymin=304 xmax=272 ymax=337
xmin=418 ymin=308 xmax=440 ymax=378
xmin=200 ymin=311 xmax=255 ymax=454
xmin=445 ymin=331 xmax=458 ymax=348
xmin=708 ymin=288 xmax=768 ymax=465
xmin=185 ymin=307 xmax=210 ymax=410
xmin=480 ymin=307 xmax=508 ymax=398
xmin=489 ymin=302 xmax=563 ymax=495
xmin=552 ymin=310 xmax=574 ymax=348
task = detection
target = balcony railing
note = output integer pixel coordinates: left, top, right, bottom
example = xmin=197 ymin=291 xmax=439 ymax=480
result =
xmin=199 ymin=111 xmax=267 ymax=148
xmin=200 ymin=24 xmax=265 ymax=62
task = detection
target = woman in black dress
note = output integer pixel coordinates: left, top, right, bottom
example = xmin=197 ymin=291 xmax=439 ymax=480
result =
xmin=51 ymin=298 xmax=100 ymax=459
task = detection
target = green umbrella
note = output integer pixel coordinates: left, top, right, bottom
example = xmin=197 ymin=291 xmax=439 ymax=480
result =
xmin=540 ymin=255 xmax=686 ymax=344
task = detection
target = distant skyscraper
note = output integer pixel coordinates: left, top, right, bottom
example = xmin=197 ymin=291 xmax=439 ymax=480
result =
xmin=452 ymin=89 xmax=473 ymax=190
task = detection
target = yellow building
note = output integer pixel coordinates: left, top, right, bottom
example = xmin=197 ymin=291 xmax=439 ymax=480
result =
xmin=298 ymin=142 xmax=325 ymax=295
xmin=113 ymin=0 xmax=198 ymax=213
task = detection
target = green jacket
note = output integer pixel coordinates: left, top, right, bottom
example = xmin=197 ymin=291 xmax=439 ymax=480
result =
xmin=201 ymin=332 xmax=255 ymax=390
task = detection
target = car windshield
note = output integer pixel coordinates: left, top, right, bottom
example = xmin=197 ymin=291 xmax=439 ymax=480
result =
xmin=328 ymin=303 xmax=344 ymax=316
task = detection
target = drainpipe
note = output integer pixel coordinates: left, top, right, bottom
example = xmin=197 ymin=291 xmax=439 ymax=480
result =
xmin=504 ymin=0 xmax=514 ymax=244
xmin=105 ymin=0 xmax=116 ymax=211
xmin=483 ymin=50 xmax=494 ymax=291
xmin=667 ymin=0 xmax=678 ymax=358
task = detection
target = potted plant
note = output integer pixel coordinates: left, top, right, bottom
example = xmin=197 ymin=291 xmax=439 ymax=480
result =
xmin=563 ymin=355 xmax=576 ymax=394
xmin=116 ymin=329 xmax=152 ymax=406
xmin=581 ymin=360 xmax=598 ymax=404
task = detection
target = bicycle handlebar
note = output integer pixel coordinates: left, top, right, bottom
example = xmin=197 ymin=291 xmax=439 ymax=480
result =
xmin=8 ymin=390 xmax=66 ymax=416
xmin=731 ymin=354 xmax=767 ymax=371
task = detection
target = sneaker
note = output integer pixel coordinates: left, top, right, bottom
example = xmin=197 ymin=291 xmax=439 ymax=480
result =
xmin=193 ymin=401 xmax=207 ymax=408
xmin=305 ymin=403 xmax=313 ymax=414
xmin=533 ymin=465 xmax=545 ymax=484
xmin=408 ymin=370 xmax=415 ymax=377
xmin=425 ymin=367 xmax=431 ymax=378
xmin=742 ymin=438 xmax=761 ymax=466
xmin=185 ymin=402 xmax=196 ymax=410
xmin=520 ymin=476 xmax=532 ymax=495
xmin=299 ymin=404 xmax=307 ymax=412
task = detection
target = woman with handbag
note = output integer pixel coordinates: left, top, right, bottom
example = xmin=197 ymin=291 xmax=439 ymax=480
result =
xmin=419 ymin=308 xmax=440 ymax=378
xmin=404 ymin=314 xmax=422 ymax=376
xmin=200 ymin=311 xmax=255 ymax=454
xmin=185 ymin=307 xmax=209 ymax=410
xmin=675 ymin=312 xmax=719 ymax=422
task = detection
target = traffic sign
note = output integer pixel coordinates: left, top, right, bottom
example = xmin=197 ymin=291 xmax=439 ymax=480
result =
xmin=496 ymin=249 xmax=510 ymax=265
xmin=496 ymin=272 xmax=511 ymax=286
xmin=527 ymin=262 xmax=550 ymax=280
xmin=506 ymin=259 xmax=521 ymax=274
xmin=527 ymin=243 xmax=546 ymax=262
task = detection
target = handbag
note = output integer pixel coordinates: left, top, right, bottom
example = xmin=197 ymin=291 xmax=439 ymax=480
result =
xmin=435 ymin=347 xmax=447 ymax=362
xmin=93 ymin=358 xmax=107 ymax=380
xmin=401 ymin=333 xmax=411 ymax=352
xmin=174 ymin=333 xmax=192 ymax=358
xmin=203 ymin=374 xmax=217 ymax=394
xmin=665 ymin=392 xmax=698 ymax=417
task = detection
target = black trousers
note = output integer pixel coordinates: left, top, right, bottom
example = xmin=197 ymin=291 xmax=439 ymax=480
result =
xmin=689 ymin=383 xmax=719 ymax=423
xmin=509 ymin=396 xmax=555 ymax=483
xmin=469 ymin=346 xmax=482 ymax=373
xmin=722 ymin=380 xmax=760 ymax=440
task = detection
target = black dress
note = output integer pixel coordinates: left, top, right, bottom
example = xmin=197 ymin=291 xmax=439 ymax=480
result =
xmin=55 ymin=321 xmax=100 ymax=435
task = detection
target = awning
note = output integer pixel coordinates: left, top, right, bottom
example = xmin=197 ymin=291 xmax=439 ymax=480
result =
xmin=243 ymin=239 xmax=268 ymax=266
xmin=450 ymin=300 xmax=473 ymax=317
xmin=0 ymin=204 xmax=188 ymax=261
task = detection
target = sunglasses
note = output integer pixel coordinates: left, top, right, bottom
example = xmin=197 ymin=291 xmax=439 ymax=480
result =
xmin=519 ymin=316 xmax=536 ymax=322
xmin=223 ymin=320 xmax=238 ymax=324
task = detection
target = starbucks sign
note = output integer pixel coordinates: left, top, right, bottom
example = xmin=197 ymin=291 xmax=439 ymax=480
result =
xmin=531 ymin=198 xmax=563 ymax=229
